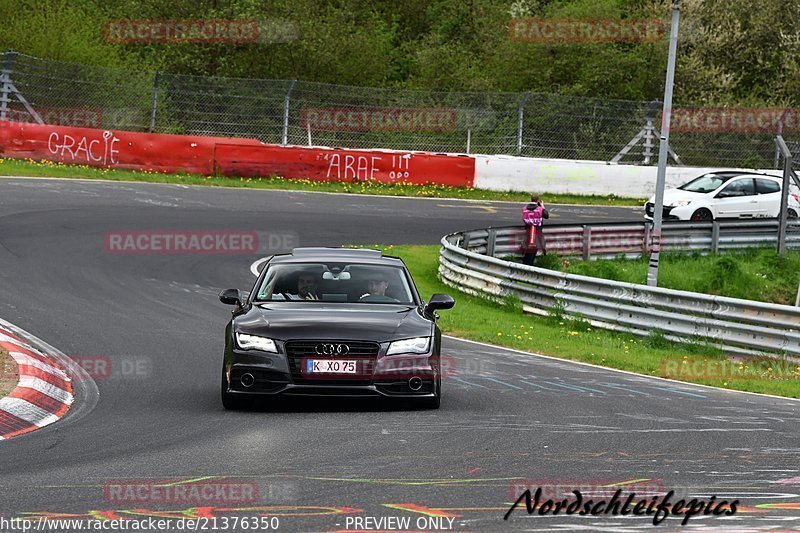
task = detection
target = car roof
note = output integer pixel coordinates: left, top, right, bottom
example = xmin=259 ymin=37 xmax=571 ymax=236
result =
xmin=704 ymin=171 xmax=782 ymax=180
xmin=268 ymin=247 xmax=406 ymax=266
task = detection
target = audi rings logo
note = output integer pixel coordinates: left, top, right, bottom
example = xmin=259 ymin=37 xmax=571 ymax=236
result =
xmin=315 ymin=343 xmax=349 ymax=356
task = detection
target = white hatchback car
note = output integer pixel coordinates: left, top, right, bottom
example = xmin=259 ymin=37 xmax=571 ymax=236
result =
xmin=645 ymin=172 xmax=800 ymax=221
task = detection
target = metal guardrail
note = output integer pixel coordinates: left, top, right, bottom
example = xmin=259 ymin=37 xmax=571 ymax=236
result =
xmin=439 ymin=221 xmax=800 ymax=356
xmin=462 ymin=220 xmax=800 ymax=260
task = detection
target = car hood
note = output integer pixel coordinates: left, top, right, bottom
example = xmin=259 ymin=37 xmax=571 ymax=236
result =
xmin=647 ymin=189 xmax=707 ymax=206
xmin=234 ymin=303 xmax=433 ymax=342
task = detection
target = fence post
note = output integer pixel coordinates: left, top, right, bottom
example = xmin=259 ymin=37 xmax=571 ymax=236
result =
xmin=148 ymin=71 xmax=160 ymax=133
xmin=486 ymin=228 xmax=497 ymax=257
xmin=516 ymin=92 xmax=530 ymax=156
xmin=775 ymin=108 xmax=789 ymax=169
xmin=778 ymin=152 xmax=793 ymax=256
xmin=711 ymin=221 xmax=720 ymax=254
xmin=582 ymin=226 xmax=592 ymax=261
xmin=466 ymin=129 xmax=471 ymax=154
xmin=282 ymin=79 xmax=297 ymax=145
xmin=0 ymin=49 xmax=17 ymax=121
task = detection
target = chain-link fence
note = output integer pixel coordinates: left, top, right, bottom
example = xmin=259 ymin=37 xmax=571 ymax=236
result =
xmin=0 ymin=50 xmax=793 ymax=169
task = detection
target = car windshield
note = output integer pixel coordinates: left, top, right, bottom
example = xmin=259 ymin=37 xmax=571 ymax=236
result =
xmin=254 ymin=262 xmax=416 ymax=304
xmin=678 ymin=173 xmax=733 ymax=193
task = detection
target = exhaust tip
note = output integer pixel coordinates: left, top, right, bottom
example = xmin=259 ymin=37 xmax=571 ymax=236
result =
xmin=240 ymin=373 xmax=255 ymax=388
xmin=408 ymin=376 xmax=423 ymax=391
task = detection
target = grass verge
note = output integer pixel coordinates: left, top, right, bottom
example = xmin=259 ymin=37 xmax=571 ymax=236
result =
xmin=368 ymin=244 xmax=800 ymax=398
xmin=535 ymin=248 xmax=800 ymax=305
xmin=0 ymin=158 xmax=644 ymax=206
xmin=0 ymin=349 xmax=18 ymax=398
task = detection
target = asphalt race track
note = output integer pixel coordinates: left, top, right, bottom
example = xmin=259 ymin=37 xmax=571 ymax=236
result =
xmin=0 ymin=176 xmax=799 ymax=532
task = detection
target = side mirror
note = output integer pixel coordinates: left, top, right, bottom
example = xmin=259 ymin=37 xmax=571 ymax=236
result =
xmin=426 ymin=293 xmax=455 ymax=313
xmin=219 ymin=288 xmax=242 ymax=306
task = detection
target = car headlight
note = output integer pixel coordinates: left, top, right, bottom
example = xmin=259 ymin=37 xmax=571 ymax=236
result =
xmin=236 ymin=332 xmax=278 ymax=353
xmin=387 ymin=337 xmax=431 ymax=355
xmin=669 ymin=200 xmax=691 ymax=207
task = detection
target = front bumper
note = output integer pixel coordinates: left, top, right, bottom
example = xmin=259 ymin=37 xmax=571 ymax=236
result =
xmin=226 ymin=344 xmax=438 ymax=398
xmin=644 ymin=203 xmax=680 ymax=220
xmin=644 ymin=203 xmax=694 ymax=221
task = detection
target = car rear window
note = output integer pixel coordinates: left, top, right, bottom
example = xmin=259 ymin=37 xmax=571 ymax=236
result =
xmin=756 ymin=179 xmax=780 ymax=194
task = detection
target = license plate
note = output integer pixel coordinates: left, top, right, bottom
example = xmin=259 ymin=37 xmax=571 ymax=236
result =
xmin=306 ymin=359 xmax=357 ymax=374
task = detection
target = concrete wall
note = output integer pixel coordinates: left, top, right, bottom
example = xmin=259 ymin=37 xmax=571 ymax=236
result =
xmin=473 ymin=154 xmax=780 ymax=198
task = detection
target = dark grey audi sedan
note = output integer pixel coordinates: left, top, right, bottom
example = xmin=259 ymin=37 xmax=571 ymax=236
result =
xmin=218 ymin=247 xmax=455 ymax=409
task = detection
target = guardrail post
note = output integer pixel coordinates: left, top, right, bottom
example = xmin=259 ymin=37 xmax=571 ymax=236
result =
xmin=0 ymin=49 xmax=16 ymax=121
xmin=148 ymin=71 xmax=160 ymax=133
xmin=282 ymin=79 xmax=297 ymax=145
xmin=486 ymin=228 xmax=497 ymax=257
xmin=582 ymin=226 xmax=592 ymax=261
xmin=711 ymin=221 xmax=720 ymax=254
xmin=462 ymin=232 xmax=471 ymax=250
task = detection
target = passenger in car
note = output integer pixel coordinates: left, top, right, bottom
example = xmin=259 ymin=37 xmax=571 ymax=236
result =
xmin=359 ymin=274 xmax=399 ymax=302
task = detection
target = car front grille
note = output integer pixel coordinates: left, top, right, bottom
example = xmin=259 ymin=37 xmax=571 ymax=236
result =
xmin=284 ymin=340 xmax=380 ymax=385
xmin=645 ymin=203 xmax=675 ymax=218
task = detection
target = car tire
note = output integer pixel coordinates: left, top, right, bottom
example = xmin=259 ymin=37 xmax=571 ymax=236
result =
xmin=221 ymin=364 xmax=244 ymax=410
xmin=690 ymin=208 xmax=713 ymax=222
xmin=789 ymin=209 xmax=798 ymax=219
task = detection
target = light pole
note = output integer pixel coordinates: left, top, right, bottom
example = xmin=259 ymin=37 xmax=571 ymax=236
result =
xmin=647 ymin=0 xmax=681 ymax=287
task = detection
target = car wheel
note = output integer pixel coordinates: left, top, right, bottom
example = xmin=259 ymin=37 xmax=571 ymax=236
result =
xmin=690 ymin=208 xmax=713 ymax=222
xmin=789 ymin=209 xmax=798 ymax=219
xmin=221 ymin=364 xmax=244 ymax=410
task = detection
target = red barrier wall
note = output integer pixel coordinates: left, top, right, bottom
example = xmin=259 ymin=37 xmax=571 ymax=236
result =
xmin=0 ymin=121 xmax=476 ymax=187
xmin=215 ymin=144 xmax=475 ymax=187
xmin=0 ymin=120 xmax=262 ymax=175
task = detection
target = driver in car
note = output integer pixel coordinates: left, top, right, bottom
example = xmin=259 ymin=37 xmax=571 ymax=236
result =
xmin=359 ymin=274 xmax=399 ymax=302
